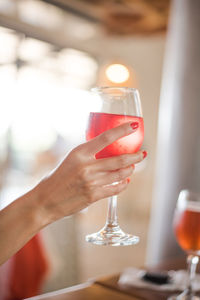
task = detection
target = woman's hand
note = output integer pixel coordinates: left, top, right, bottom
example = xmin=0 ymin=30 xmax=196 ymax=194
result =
xmin=37 ymin=122 xmax=146 ymax=224
xmin=0 ymin=121 xmax=146 ymax=264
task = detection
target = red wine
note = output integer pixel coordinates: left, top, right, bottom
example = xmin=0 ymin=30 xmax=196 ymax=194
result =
xmin=86 ymin=112 xmax=144 ymax=159
xmin=174 ymin=205 xmax=200 ymax=254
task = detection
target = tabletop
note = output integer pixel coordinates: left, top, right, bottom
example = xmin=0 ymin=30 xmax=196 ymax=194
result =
xmin=26 ymin=283 xmax=139 ymax=300
xmin=27 ymin=255 xmax=198 ymax=300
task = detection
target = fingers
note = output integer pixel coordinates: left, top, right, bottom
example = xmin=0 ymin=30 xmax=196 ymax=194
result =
xmin=91 ymin=179 xmax=129 ymax=203
xmin=94 ymin=150 xmax=145 ymax=171
xmin=85 ymin=122 xmax=138 ymax=155
xmin=94 ymin=165 xmax=134 ymax=186
xmin=83 ymin=149 xmax=147 ymax=203
xmin=78 ymin=149 xmax=145 ymax=186
xmin=75 ymin=149 xmax=146 ymax=189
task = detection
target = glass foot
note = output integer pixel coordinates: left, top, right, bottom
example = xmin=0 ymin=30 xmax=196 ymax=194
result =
xmin=85 ymin=224 xmax=139 ymax=246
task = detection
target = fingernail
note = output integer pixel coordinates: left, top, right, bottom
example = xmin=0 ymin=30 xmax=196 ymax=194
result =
xmin=130 ymin=122 xmax=139 ymax=131
xmin=143 ymin=150 xmax=147 ymax=159
xmin=131 ymin=164 xmax=135 ymax=169
xmin=127 ymin=178 xmax=131 ymax=184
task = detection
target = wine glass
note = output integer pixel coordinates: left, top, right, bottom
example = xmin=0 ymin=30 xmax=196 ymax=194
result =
xmin=168 ymin=190 xmax=200 ymax=300
xmin=85 ymin=87 xmax=144 ymax=246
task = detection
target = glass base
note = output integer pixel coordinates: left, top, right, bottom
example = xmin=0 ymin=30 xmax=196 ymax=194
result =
xmin=85 ymin=224 xmax=139 ymax=246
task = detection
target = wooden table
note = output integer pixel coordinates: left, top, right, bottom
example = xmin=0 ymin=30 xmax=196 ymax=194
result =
xmin=27 ymin=256 xmax=197 ymax=300
xmin=26 ymin=283 xmax=139 ymax=300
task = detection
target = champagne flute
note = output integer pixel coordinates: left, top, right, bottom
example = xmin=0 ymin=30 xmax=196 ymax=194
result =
xmin=85 ymin=87 xmax=144 ymax=246
xmin=168 ymin=190 xmax=200 ymax=300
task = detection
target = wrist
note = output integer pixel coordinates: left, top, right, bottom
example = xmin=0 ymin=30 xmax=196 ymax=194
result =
xmin=26 ymin=182 xmax=52 ymax=230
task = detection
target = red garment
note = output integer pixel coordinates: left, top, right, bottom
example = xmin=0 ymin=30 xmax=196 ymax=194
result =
xmin=8 ymin=234 xmax=48 ymax=300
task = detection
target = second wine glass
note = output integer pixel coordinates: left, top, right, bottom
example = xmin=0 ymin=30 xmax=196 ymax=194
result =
xmin=168 ymin=190 xmax=200 ymax=300
xmin=85 ymin=87 xmax=144 ymax=246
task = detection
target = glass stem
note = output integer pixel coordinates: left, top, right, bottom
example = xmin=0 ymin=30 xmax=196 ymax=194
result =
xmin=187 ymin=255 xmax=199 ymax=294
xmin=106 ymin=195 xmax=118 ymax=227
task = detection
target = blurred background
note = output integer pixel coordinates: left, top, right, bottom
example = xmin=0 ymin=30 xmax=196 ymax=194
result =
xmin=0 ymin=0 xmax=170 ymax=297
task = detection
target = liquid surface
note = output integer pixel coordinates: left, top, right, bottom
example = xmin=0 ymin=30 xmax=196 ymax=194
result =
xmin=174 ymin=207 xmax=200 ymax=253
xmin=86 ymin=112 xmax=144 ymax=158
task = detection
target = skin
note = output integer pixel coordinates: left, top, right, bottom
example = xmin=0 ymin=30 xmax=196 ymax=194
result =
xmin=0 ymin=122 xmax=145 ymax=265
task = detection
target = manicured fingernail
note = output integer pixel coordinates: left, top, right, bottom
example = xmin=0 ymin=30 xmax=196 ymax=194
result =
xmin=127 ymin=178 xmax=131 ymax=184
xmin=130 ymin=122 xmax=139 ymax=131
xmin=143 ymin=150 xmax=147 ymax=159
xmin=131 ymin=164 xmax=135 ymax=169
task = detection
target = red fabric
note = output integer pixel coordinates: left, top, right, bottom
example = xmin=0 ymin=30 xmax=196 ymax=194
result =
xmin=8 ymin=234 xmax=48 ymax=300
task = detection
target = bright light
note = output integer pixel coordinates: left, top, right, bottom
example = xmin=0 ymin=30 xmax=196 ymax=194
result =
xmin=0 ymin=44 xmax=98 ymax=153
xmin=18 ymin=0 xmax=63 ymax=29
xmin=11 ymin=67 xmax=57 ymax=152
xmin=58 ymin=48 xmax=98 ymax=88
xmin=19 ymin=38 xmax=52 ymax=61
xmin=106 ymin=64 xmax=130 ymax=84
xmin=0 ymin=27 xmax=19 ymax=64
xmin=10 ymin=66 xmax=99 ymax=152
xmin=51 ymin=88 xmax=100 ymax=147
xmin=0 ymin=66 xmax=16 ymax=137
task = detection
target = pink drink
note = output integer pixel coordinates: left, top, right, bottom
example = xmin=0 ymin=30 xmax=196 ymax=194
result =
xmin=86 ymin=112 xmax=144 ymax=159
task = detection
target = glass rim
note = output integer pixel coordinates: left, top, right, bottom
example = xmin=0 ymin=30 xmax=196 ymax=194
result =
xmin=176 ymin=189 xmax=200 ymax=211
xmin=91 ymin=86 xmax=138 ymax=93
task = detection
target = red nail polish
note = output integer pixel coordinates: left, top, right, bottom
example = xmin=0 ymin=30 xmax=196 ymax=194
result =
xmin=143 ymin=150 xmax=147 ymax=159
xmin=130 ymin=122 xmax=139 ymax=130
xmin=127 ymin=178 xmax=131 ymax=183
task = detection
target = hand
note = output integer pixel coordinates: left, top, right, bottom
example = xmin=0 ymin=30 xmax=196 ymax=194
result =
xmin=36 ymin=122 xmax=146 ymax=224
xmin=0 ymin=121 xmax=147 ymax=264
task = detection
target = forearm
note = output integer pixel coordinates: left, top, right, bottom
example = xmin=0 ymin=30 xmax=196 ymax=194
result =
xmin=0 ymin=186 xmax=48 ymax=265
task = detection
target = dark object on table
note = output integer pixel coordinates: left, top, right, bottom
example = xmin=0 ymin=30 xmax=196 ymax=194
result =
xmin=142 ymin=271 xmax=171 ymax=285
